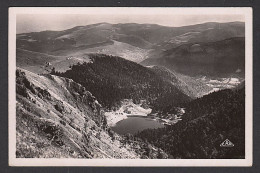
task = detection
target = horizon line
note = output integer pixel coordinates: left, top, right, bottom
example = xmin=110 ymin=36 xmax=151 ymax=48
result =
xmin=17 ymin=21 xmax=244 ymax=34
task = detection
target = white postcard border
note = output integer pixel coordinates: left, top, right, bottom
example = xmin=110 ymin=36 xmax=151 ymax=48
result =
xmin=8 ymin=7 xmax=253 ymax=167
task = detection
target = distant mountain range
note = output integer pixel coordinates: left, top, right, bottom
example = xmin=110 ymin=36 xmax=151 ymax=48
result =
xmin=142 ymin=37 xmax=245 ymax=77
xmin=17 ymin=21 xmax=244 ymax=67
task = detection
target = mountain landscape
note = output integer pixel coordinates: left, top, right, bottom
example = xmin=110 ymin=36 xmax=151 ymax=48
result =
xmin=17 ymin=22 xmax=244 ymax=64
xmin=15 ymin=21 xmax=245 ymax=159
xmin=16 ymin=68 xmax=168 ymax=158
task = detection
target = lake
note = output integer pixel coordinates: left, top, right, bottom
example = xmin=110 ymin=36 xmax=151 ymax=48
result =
xmin=111 ymin=116 xmax=164 ymax=135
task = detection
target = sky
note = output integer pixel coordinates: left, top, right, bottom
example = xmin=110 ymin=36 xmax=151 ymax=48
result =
xmin=16 ymin=14 xmax=244 ymax=34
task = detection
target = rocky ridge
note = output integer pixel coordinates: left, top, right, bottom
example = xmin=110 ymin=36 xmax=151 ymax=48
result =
xmin=16 ymin=68 xmax=168 ymax=159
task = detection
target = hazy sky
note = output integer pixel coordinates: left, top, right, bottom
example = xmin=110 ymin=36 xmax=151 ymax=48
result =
xmin=17 ymin=14 xmax=244 ymax=34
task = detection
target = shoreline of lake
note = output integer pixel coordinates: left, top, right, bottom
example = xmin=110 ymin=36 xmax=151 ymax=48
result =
xmin=111 ymin=116 xmax=165 ymax=135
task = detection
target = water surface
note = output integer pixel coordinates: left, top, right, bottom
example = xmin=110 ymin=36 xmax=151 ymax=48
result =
xmin=111 ymin=116 xmax=164 ymax=135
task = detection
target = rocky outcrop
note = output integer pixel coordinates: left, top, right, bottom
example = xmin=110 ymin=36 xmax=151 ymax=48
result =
xmin=16 ymin=68 xmax=168 ymax=158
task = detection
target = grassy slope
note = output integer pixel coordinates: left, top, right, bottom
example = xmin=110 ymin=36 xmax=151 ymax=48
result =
xmin=17 ymin=48 xmax=91 ymax=74
xmin=16 ymin=68 xmax=168 ymax=158
xmin=52 ymin=40 xmax=151 ymax=63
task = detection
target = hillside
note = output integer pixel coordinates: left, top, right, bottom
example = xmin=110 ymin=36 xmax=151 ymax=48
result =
xmin=17 ymin=22 xmax=244 ymax=63
xmin=157 ymin=22 xmax=244 ymax=50
xmin=151 ymin=66 xmax=244 ymax=98
xmin=16 ymin=68 xmax=168 ymax=158
xmin=57 ymin=40 xmax=151 ymax=63
xmin=141 ymin=37 xmax=245 ymax=77
xmin=136 ymin=87 xmax=245 ymax=159
xmin=52 ymin=54 xmax=191 ymax=112
xmin=15 ymin=20 xmax=246 ymax=160
xmin=114 ymin=22 xmax=244 ymax=46
xmin=150 ymin=66 xmax=212 ymax=98
xmin=16 ymin=48 xmax=91 ymax=74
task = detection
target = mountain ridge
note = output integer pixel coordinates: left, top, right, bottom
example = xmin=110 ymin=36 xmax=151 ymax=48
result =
xmin=141 ymin=37 xmax=245 ymax=77
xmin=16 ymin=67 xmax=169 ymax=158
xmin=17 ymin=21 xmax=244 ymax=35
xmin=17 ymin=21 xmax=244 ymax=63
xmin=52 ymin=54 xmax=192 ymax=112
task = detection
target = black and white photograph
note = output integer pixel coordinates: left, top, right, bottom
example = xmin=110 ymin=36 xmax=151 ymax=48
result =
xmin=8 ymin=7 xmax=253 ymax=166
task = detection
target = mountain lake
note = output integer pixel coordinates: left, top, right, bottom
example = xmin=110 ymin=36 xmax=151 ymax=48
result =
xmin=111 ymin=116 xmax=164 ymax=135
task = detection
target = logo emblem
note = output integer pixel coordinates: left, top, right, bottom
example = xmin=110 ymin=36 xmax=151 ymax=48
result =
xmin=220 ymin=139 xmax=234 ymax=147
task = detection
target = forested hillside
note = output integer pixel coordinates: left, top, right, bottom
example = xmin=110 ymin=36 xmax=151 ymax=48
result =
xmin=151 ymin=66 xmax=212 ymax=98
xmin=16 ymin=68 xmax=169 ymax=158
xmin=136 ymin=87 xmax=245 ymax=159
xmin=52 ymin=54 xmax=191 ymax=112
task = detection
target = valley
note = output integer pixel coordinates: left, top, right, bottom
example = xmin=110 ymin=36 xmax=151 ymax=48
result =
xmin=15 ymin=21 xmax=246 ymax=159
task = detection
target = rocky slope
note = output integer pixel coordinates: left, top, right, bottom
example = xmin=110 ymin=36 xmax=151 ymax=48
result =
xmin=16 ymin=68 xmax=168 ymax=158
